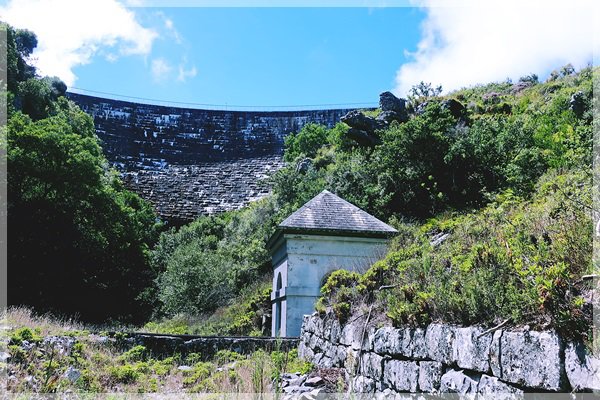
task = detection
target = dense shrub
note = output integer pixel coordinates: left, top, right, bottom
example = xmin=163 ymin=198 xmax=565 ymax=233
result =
xmin=272 ymin=67 xmax=594 ymax=221
xmin=316 ymin=270 xmax=361 ymax=323
xmin=152 ymin=198 xmax=279 ymax=317
xmin=322 ymin=168 xmax=593 ymax=339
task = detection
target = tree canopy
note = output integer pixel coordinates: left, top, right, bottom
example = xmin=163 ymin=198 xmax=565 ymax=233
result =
xmin=5 ymin=23 xmax=161 ymax=322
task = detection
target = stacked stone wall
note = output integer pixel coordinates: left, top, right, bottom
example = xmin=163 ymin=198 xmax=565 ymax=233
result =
xmin=298 ymin=312 xmax=600 ymax=394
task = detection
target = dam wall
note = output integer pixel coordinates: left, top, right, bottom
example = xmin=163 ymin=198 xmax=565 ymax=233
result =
xmin=67 ymin=92 xmax=356 ymax=223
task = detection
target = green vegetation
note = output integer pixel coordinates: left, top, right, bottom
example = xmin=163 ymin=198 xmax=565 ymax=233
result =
xmin=5 ymin=23 xmax=161 ymax=323
xmin=272 ymin=67 xmax=592 ymax=221
xmin=4 ymin=16 xmax=594 ymax=346
xmin=144 ymin=276 xmax=272 ymax=336
xmin=307 ymin=67 xmax=595 ymax=340
xmin=151 ymin=197 xmax=279 ymax=321
xmin=4 ymin=308 xmax=312 ymax=394
xmin=316 ymin=270 xmax=361 ymax=323
xmin=320 ymin=169 xmax=592 ymax=339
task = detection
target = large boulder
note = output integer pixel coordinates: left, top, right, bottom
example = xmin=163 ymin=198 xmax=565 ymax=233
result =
xmin=376 ymin=110 xmax=407 ymax=124
xmin=295 ymin=158 xmax=312 ymax=173
xmin=383 ymin=360 xmax=419 ymax=392
xmin=378 ymin=91 xmax=408 ymax=123
xmin=441 ymin=99 xmax=466 ymax=120
xmin=492 ymin=330 xmax=566 ymax=391
xmin=418 ymin=361 xmax=443 ymax=393
xmin=346 ymin=128 xmax=381 ymax=147
xmin=341 ymin=110 xmax=386 ymax=133
xmin=452 ymin=326 xmax=492 ymax=373
xmin=379 ymin=91 xmax=406 ymax=114
xmin=439 ymin=369 xmax=480 ymax=394
xmin=569 ymin=90 xmax=586 ymax=118
xmin=565 ymin=341 xmax=600 ymax=391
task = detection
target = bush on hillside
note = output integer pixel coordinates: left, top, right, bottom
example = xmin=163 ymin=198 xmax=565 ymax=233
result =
xmin=321 ymin=168 xmax=594 ymax=340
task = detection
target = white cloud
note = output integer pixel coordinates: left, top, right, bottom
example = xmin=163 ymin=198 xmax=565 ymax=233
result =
xmin=0 ymin=0 xmax=158 ymax=86
xmin=394 ymin=0 xmax=598 ymax=96
xmin=153 ymin=10 xmax=182 ymax=44
xmin=177 ymin=64 xmax=197 ymax=82
xmin=151 ymin=57 xmax=172 ymax=82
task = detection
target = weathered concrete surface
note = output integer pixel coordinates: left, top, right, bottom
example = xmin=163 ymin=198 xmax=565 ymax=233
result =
xmin=122 ymin=157 xmax=284 ymax=222
xmin=68 ymin=92 xmax=354 ymax=169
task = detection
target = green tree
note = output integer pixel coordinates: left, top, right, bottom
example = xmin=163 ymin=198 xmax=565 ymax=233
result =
xmin=283 ymin=123 xmax=330 ymax=162
xmin=6 ymin=22 xmax=160 ymax=322
xmin=8 ymin=107 xmax=160 ymax=322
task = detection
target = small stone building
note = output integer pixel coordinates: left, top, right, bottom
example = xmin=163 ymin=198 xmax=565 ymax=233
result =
xmin=267 ymin=190 xmax=397 ymax=337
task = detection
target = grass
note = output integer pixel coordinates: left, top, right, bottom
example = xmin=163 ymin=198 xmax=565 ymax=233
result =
xmin=3 ymin=307 xmax=313 ymax=394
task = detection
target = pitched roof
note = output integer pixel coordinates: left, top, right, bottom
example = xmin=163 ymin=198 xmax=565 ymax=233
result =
xmin=278 ymin=190 xmax=397 ymax=237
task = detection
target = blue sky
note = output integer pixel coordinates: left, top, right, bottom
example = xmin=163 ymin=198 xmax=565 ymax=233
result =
xmin=71 ymin=8 xmax=424 ymax=108
xmin=1 ymin=1 xmax=596 ymax=110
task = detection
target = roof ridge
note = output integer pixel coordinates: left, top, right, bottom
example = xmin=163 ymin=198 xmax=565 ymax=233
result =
xmin=278 ymin=190 xmax=397 ymax=236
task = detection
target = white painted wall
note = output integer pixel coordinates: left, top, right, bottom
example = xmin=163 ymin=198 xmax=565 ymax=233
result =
xmin=271 ymin=233 xmax=390 ymax=337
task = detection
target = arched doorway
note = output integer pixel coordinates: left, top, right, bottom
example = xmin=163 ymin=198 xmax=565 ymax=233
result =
xmin=275 ymin=272 xmax=283 ymax=336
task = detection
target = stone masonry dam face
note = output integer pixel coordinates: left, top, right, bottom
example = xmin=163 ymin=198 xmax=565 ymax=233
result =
xmin=67 ymin=93 xmax=355 ymax=224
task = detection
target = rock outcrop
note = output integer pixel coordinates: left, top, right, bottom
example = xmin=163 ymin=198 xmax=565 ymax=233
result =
xmin=341 ymin=91 xmax=409 ymax=147
xmin=569 ymin=90 xmax=587 ymax=118
xmin=377 ymin=91 xmax=408 ymax=124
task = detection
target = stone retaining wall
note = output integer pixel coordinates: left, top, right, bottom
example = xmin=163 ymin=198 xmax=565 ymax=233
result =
xmin=125 ymin=333 xmax=299 ymax=360
xmin=298 ymin=312 xmax=600 ymax=394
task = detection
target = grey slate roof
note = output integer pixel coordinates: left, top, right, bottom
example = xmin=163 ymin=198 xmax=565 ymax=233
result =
xmin=278 ymin=190 xmax=397 ymax=237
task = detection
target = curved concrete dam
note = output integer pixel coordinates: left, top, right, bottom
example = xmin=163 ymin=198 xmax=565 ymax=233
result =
xmin=67 ymin=92 xmax=356 ymax=224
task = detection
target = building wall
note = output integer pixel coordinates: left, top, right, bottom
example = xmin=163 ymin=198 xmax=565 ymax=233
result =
xmin=271 ymin=233 xmax=390 ymax=337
